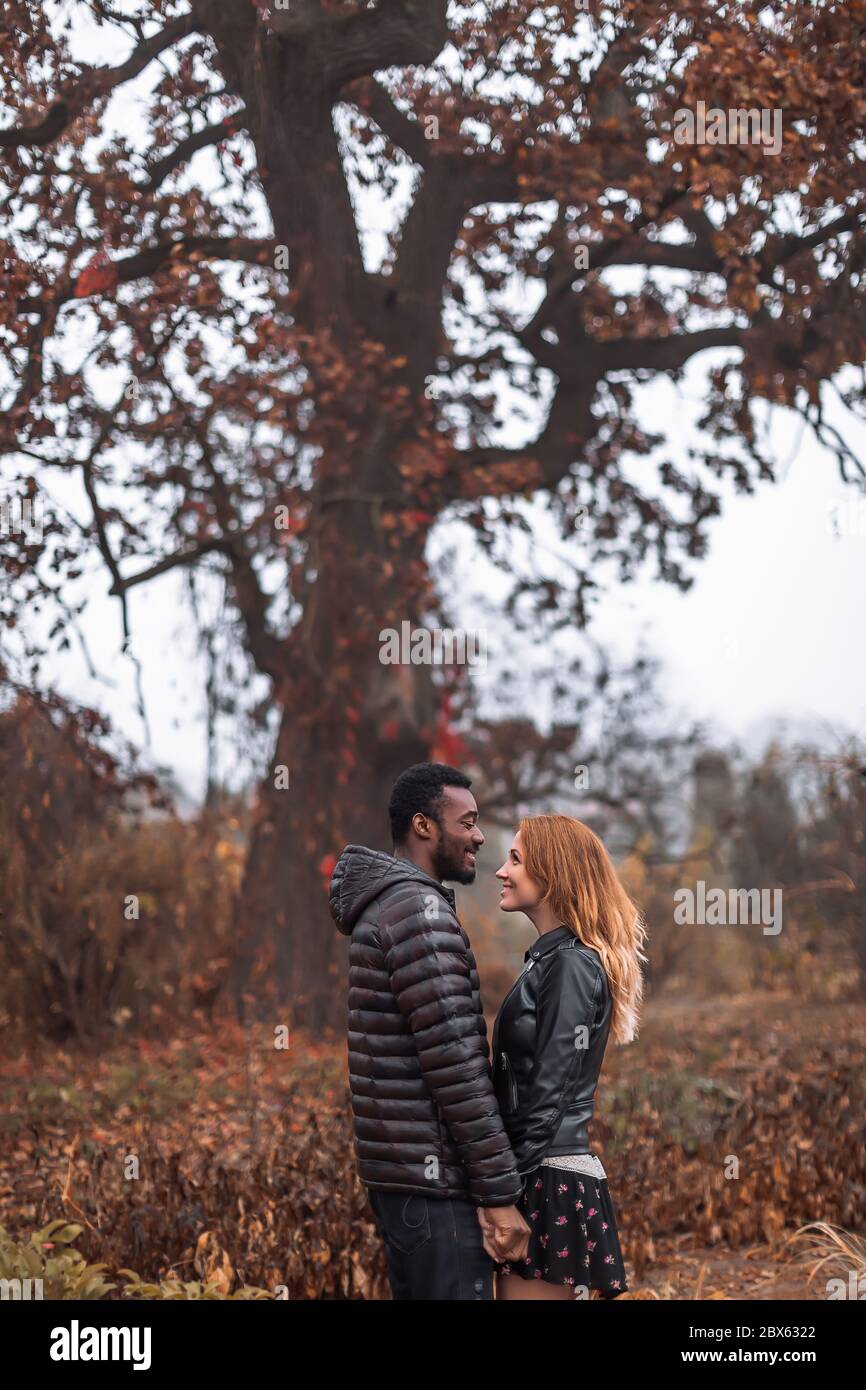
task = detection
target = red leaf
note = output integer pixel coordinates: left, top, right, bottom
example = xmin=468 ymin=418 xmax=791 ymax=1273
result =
xmin=75 ymin=256 xmax=119 ymax=299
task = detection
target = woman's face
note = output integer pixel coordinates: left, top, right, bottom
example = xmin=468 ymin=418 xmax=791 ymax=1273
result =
xmin=496 ymin=831 xmax=545 ymax=913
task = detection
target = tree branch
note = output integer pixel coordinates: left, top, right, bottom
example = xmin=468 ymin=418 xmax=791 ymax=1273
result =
xmin=0 ymin=15 xmax=196 ymax=149
xmin=594 ymin=325 xmax=747 ymax=374
xmin=443 ymin=375 xmax=598 ymax=502
xmin=272 ymin=0 xmax=450 ymax=94
xmin=145 ymin=107 xmax=248 ymax=191
xmin=759 ymin=205 xmax=866 ymax=283
xmin=108 ymin=540 xmax=232 ymax=595
xmin=17 ymin=236 xmax=276 ymax=315
xmin=353 ymin=78 xmax=430 ymax=167
xmin=195 ymin=431 xmax=286 ymax=681
xmin=444 ymin=322 xmax=750 ymax=504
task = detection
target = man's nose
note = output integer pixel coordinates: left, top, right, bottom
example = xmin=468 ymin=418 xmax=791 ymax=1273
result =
xmin=472 ymin=828 xmax=485 ymax=846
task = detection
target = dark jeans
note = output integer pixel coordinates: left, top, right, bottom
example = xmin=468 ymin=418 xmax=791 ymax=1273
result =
xmin=367 ymin=1187 xmax=496 ymax=1301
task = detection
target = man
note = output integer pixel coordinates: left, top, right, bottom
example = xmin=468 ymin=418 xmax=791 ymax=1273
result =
xmin=329 ymin=762 xmax=530 ymax=1300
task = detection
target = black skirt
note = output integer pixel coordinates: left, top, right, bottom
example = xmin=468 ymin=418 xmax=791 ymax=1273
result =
xmin=499 ymin=1160 xmax=629 ymax=1296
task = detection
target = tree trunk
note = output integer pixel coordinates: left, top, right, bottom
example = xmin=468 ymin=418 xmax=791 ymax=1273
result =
xmin=229 ymin=487 xmax=438 ymax=1032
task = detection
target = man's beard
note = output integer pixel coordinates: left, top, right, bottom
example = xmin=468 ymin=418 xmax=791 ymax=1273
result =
xmin=433 ymin=831 xmax=477 ymax=885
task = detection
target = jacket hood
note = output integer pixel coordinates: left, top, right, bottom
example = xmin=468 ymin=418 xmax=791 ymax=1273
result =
xmin=329 ymin=844 xmax=455 ymax=936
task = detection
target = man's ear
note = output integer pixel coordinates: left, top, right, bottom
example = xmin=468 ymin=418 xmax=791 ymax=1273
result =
xmin=411 ymin=812 xmax=435 ymax=841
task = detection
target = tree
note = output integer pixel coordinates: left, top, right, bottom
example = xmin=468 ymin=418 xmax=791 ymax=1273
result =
xmin=784 ymin=736 xmax=866 ymax=989
xmin=2 ymin=0 xmax=865 ymax=1028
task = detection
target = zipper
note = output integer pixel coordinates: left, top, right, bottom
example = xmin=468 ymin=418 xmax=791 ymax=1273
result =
xmin=499 ymin=1051 xmax=519 ymax=1113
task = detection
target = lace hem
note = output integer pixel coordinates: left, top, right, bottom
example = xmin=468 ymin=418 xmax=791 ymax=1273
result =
xmin=539 ymin=1152 xmax=607 ymax=1180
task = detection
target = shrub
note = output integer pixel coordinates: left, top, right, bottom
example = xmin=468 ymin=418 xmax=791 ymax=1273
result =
xmin=0 ymin=1220 xmax=114 ymax=1300
xmin=0 ymin=694 xmax=244 ymax=1043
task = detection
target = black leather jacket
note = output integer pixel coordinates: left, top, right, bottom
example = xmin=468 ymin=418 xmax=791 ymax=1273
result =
xmin=491 ymin=925 xmax=613 ymax=1175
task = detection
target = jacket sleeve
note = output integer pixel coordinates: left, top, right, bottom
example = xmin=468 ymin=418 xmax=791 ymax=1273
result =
xmin=506 ymin=948 xmax=603 ymax=1172
xmin=378 ymin=884 xmax=523 ymax=1207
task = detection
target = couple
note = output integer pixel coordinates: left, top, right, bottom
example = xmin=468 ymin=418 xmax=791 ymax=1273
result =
xmin=329 ymin=762 xmax=645 ymax=1301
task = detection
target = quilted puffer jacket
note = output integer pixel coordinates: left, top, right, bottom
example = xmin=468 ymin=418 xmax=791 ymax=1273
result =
xmin=329 ymin=844 xmax=523 ymax=1207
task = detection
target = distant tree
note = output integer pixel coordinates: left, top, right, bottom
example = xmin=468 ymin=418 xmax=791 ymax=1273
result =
xmin=795 ymin=738 xmax=866 ymax=988
xmin=731 ymin=742 xmax=804 ymax=887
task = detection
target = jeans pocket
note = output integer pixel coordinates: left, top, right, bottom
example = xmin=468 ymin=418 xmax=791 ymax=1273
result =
xmin=390 ymin=1193 xmax=432 ymax=1256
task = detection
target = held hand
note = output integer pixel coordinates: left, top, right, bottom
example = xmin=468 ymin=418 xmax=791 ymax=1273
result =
xmin=476 ymin=1206 xmax=496 ymax=1261
xmin=476 ymin=1204 xmax=530 ymax=1263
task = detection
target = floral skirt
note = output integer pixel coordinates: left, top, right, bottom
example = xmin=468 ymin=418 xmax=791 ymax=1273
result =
xmin=499 ymin=1157 xmax=629 ymax=1297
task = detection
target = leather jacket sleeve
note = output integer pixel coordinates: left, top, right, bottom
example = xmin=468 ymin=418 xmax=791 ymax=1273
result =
xmin=506 ymin=948 xmax=604 ymax=1173
xmin=378 ymin=886 xmax=523 ymax=1207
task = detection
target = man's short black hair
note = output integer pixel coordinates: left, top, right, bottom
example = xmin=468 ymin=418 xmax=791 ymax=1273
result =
xmin=388 ymin=763 xmax=472 ymax=845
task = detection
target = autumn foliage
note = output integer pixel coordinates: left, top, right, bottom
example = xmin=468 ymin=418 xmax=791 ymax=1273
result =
xmin=1 ymin=999 xmax=863 ymax=1298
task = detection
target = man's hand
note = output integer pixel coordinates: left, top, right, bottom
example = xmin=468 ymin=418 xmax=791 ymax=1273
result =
xmin=476 ymin=1204 xmax=530 ymax=1263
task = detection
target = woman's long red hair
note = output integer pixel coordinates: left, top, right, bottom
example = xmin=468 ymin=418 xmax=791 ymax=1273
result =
xmin=518 ymin=815 xmax=647 ymax=1044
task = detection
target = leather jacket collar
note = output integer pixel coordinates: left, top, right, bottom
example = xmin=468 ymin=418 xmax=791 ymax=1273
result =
xmin=525 ymin=924 xmax=574 ymax=963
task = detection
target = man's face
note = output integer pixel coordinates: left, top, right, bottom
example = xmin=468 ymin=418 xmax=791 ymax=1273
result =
xmin=430 ymin=787 xmax=485 ymax=884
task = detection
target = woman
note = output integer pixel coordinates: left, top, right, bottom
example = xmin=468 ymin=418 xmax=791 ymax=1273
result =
xmin=489 ymin=814 xmax=646 ymax=1300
